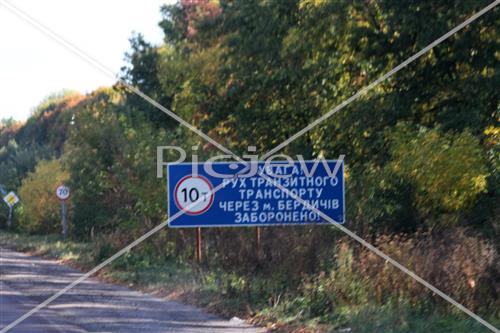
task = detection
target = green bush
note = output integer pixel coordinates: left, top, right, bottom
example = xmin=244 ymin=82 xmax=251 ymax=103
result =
xmin=17 ymin=159 xmax=69 ymax=234
xmin=388 ymin=124 xmax=489 ymax=228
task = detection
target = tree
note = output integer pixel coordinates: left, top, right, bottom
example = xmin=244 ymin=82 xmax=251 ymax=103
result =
xmin=17 ymin=159 xmax=69 ymax=234
xmin=387 ymin=123 xmax=489 ymax=228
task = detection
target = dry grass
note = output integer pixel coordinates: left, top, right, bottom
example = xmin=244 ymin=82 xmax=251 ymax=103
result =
xmin=354 ymin=229 xmax=498 ymax=314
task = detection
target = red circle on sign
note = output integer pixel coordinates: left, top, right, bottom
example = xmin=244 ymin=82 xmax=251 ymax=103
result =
xmin=174 ymin=175 xmax=214 ymax=215
xmin=55 ymin=184 xmax=71 ymax=201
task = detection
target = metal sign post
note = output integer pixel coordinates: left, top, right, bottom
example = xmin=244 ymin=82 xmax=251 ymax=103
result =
xmin=255 ymin=227 xmax=262 ymax=263
xmin=61 ymin=201 xmax=68 ymax=239
xmin=7 ymin=206 xmax=13 ymax=228
xmin=195 ymin=227 xmax=202 ymax=264
xmin=56 ymin=185 xmax=70 ymax=240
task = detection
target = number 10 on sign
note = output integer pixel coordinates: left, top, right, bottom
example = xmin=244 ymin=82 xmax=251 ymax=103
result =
xmin=174 ymin=175 xmax=214 ymax=215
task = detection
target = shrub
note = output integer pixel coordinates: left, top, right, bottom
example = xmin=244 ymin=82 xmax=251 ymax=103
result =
xmin=17 ymin=159 xmax=69 ymax=234
xmin=388 ymin=124 xmax=489 ymax=228
xmin=356 ymin=229 xmax=498 ymax=314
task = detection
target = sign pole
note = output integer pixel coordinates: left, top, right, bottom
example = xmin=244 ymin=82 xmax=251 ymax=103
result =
xmin=255 ymin=227 xmax=261 ymax=262
xmin=61 ymin=201 xmax=68 ymax=240
xmin=195 ymin=227 xmax=202 ymax=264
xmin=55 ymin=185 xmax=71 ymax=240
xmin=7 ymin=206 xmax=12 ymax=228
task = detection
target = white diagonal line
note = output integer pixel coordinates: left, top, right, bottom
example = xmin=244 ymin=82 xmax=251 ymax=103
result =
xmin=257 ymin=171 xmax=500 ymax=333
xmin=0 ymin=1 xmax=497 ymax=332
xmin=0 ymin=0 xmax=239 ymax=160
xmin=0 ymin=176 xmax=231 ymax=333
xmin=260 ymin=0 xmax=499 ymax=160
xmin=3 ymin=162 xmax=498 ymax=333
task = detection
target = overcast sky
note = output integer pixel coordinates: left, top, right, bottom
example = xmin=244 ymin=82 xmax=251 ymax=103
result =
xmin=0 ymin=0 xmax=174 ymax=121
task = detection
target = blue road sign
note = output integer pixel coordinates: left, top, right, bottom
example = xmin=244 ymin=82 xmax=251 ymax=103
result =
xmin=0 ymin=184 xmax=7 ymax=196
xmin=167 ymin=160 xmax=344 ymax=228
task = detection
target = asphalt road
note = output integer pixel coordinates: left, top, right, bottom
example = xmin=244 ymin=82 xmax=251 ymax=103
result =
xmin=0 ymin=247 xmax=264 ymax=333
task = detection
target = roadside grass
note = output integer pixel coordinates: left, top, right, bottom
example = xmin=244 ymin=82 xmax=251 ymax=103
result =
xmin=1 ymin=230 xmax=498 ymax=333
xmin=255 ymin=294 xmax=500 ymax=333
xmin=0 ymin=230 xmax=94 ymax=267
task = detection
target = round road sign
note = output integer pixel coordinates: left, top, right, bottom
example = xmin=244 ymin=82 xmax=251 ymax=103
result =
xmin=174 ymin=175 xmax=214 ymax=215
xmin=56 ymin=185 xmax=71 ymax=201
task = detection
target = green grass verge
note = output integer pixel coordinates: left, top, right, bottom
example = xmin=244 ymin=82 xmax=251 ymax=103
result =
xmin=0 ymin=230 xmax=95 ymax=266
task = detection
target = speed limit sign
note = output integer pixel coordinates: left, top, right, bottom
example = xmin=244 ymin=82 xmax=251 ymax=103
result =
xmin=56 ymin=185 xmax=70 ymax=201
xmin=174 ymin=175 xmax=214 ymax=215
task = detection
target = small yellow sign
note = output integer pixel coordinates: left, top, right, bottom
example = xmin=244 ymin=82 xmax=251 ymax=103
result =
xmin=3 ymin=192 xmax=19 ymax=207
